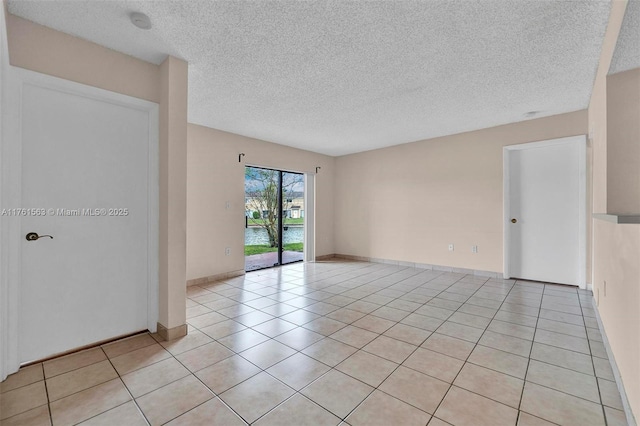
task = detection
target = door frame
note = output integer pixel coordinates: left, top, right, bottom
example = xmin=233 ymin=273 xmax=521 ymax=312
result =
xmin=503 ymin=135 xmax=587 ymax=289
xmin=0 ymin=66 xmax=159 ymax=379
xmin=244 ymin=164 xmax=315 ymax=268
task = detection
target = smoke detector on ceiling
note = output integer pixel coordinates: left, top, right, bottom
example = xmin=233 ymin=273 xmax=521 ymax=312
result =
xmin=130 ymin=12 xmax=152 ymax=30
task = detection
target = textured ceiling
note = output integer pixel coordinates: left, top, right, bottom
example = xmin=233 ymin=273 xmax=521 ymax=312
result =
xmin=610 ymin=0 xmax=640 ymax=75
xmin=8 ymin=1 xmax=611 ymax=156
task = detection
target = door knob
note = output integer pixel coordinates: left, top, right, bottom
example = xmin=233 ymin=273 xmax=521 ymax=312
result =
xmin=25 ymin=232 xmax=53 ymax=241
xmin=511 ymin=218 xmax=517 ymax=224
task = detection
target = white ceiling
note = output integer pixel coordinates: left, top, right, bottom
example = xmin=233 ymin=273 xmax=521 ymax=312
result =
xmin=610 ymin=0 xmax=640 ymax=75
xmin=8 ymin=1 xmax=611 ymax=156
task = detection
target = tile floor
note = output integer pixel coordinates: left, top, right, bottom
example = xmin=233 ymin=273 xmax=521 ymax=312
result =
xmin=0 ymin=260 xmax=630 ymax=426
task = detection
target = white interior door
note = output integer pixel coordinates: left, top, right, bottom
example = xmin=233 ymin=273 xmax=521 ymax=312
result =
xmin=505 ymin=136 xmax=586 ymax=287
xmin=14 ymin=71 xmax=158 ymax=363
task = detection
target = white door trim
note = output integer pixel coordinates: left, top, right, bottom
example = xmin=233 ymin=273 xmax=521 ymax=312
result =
xmin=0 ymin=66 xmax=159 ymax=378
xmin=503 ymin=135 xmax=587 ymax=289
xmin=304 ymin=173 xmax=315 ymax=262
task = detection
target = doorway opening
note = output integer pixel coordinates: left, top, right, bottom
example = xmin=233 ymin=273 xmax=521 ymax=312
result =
xmin=244 ymin=166 xmax=305 ymax=271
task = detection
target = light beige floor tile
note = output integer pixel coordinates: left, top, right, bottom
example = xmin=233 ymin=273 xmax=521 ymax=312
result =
xmin=176 ymin=341 xmax=235 ymax=372
xmin=526 ymin=360 xmax=600 ymax=403
xmin=539 ymin=309 xmax=584 ymax=326
xmin=254 ymin=393 xmax=340 ymax=426
xmin=267 ymin=353 xmax=330 ymax=390
xmin=0 ymin=381 xmax=48 ymax=421
xmin=536 ymin=318 xmax=587 ymax=339
xmin=253 ymin=318 xmax=299 ymax=337
xmin=159 ymin=330 xmax=213 ymax=355
xmin=326 ymin=308 xmax=367 ymax=324
xmin=0 ymin=364 xmax=43 ymax=393
xmin=379 ymin=366 xmax=449 ymax=414
xmin=592 ymin=356 xmax=615 ymax=380
xmin=50 ymin=379 xmax=131 ymax=426
xmin=219 ymin=372 xmax=294 ymax=424
xmin=301 ymin=370 xmax=374 ymax=418
xmin=347 ymin=390 xmax=431 ymax=426
xmin=43 ymin=347 xmax=106 ymax=378
xmin=493 ymin=311 xmax=538 ymax=328
xmin=301 ymin=338 xmax=358 ymax=367
xmin=121 ymin=357 xmax=190 ymax=398
xmin=534 ymin=329 xmax=590 ymax=354
xmin=454 ymin=363 xmax=524 ymax=408
xmin=235 ymin=311 xmax=275 ymax=327
xmin=336 ymin=350 xmax=398 ymax=387
xmin=413 ymin=306 xmax=453 ymax=321
xmin=136 ymin=375 xmax=214 ymax=426
xmin=603 ymin=407 xmax=629 ymax=426
xmin=280 ymin=309 xmax=322 ymax=325
xmin=448 ymin=312 xmax=491 ymax=330
xmin=275 ymin=327 xmax=324 ymax=350
xmin=46 ymin=360 xmax=118 ymax=401
xmin=468 ymin=345 xmax=529 ymax=379
xmin=457 ymin=303 xmax=498 ymax=319
xmin=362 ymin=335 xmax=417 ymax=363
xmin=102 ymin=334 xmax=156 ymax=359
xmin=598 ymin=378 xmax=624 ymax=410
xmin=352 ymin=315 xmax=396 ymax=334
xmin=371 ymin=306 xmax=411 ymax=322
xmin=516 ymin=412 xmax=556 ymax=425
xmin=435 ymin=386 xmax=518 ymax=426
xmin=165 ymin=398 xmax=246 ymax=426
xmin=195 ymin=354 xmax=261 ymax=394
xmin=403 ymin=348 xmax=463 ymax=383
xmin=199 ymin=319 xmax=247 ymax=340
xmin=304 ymin=301 xmax=341 ymax=316
xmin=240 ymin=340 xmax=296 ymax=369
xmin=79 ymin=401 xmax=147 ymax=426
xmin=530 ymin=342 xmax=594 ymax=375
xmin=400 ymin=313 xmax=444 ymax=332
xmin=110 ymin=344 xmax=171 ymax=375
xmin=382 ymin=323 xmax=431 ymax=346
xmin=479 ymin=330 xmax=532 ymax=357
xmin=187 ymin=311 xmax=228 ymax=329
xmin=330 ymin=326 xmax=378 ymax=349
xmin=302 ymin=317 xmax=347 ymax=336
xmin=436 ymin=321 xmax=484 ymax=343
xmin=421 ymin=333 xmax=475 ymax=360
xmin=218 ymin=329 xmax=271 ymax=352
xmin=427 ymin=417 xmax=453 ymax=426
xmin=488 ymin=320 xmax=536 ymax=340
xmin=520 ymin=382 xmax=605 ymax=426
xmin=386 ymin=299 xmax=422 ymax=312
xmin=0 ymin=404 xmax=50 ymax=426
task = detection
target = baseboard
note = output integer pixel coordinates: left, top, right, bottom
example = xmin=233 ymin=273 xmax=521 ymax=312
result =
xmin=187 ymin=269 xmax=245 ymax=287
xmin=592 ymin=297 xmax=637 ymax=426
xmin=156 ymin=323 xmax=188 ymax=341
xmin=326 ymin=254 xmax=504 ymax=279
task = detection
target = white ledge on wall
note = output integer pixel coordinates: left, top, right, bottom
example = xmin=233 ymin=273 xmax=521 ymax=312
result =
xmin=593 ymin=213 xmax=640 ymax=224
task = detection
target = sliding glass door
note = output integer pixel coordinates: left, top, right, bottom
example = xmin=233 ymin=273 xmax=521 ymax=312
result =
xmin=244 ymin=166 xmax=304 ymax=271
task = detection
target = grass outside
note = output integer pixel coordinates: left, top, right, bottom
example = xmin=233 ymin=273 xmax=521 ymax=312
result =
xmin=247 ymin=218 xmax=304 ymax=226
xmin=245 ymin=242 xmax=303 ymax=256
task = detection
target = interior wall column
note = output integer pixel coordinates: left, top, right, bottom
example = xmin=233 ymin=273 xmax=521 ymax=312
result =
xmin=158 ymin=55 xmax=188 ymax=340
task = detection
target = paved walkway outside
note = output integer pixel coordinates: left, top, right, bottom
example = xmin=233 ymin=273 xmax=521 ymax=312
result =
xmin=245 ymin=251 xmax=303 ymax=271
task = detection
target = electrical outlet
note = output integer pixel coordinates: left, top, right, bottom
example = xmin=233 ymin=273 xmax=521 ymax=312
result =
xmin=472 ymin=245 xmax=478 ymax=253
xmin=225 ymin=247 xmax=231 ymax=256
xmin=448 ymin=244 xmax=454 ymax=251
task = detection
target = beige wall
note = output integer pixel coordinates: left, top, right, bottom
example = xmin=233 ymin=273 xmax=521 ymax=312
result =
xmin=607 ymin=68 xmax=640 ymax=214
xmin=5 ymin=13 xmax=188 ymax=336
xmin=6 ymin=14 xmax=159 ymax=103
xmin=186 ymin=124 xmax=335 ymax=281
xmin=589 ymin=0 xmax=639 ymax=422
xmin=334 ymin=111 xmax=587 ymax=273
